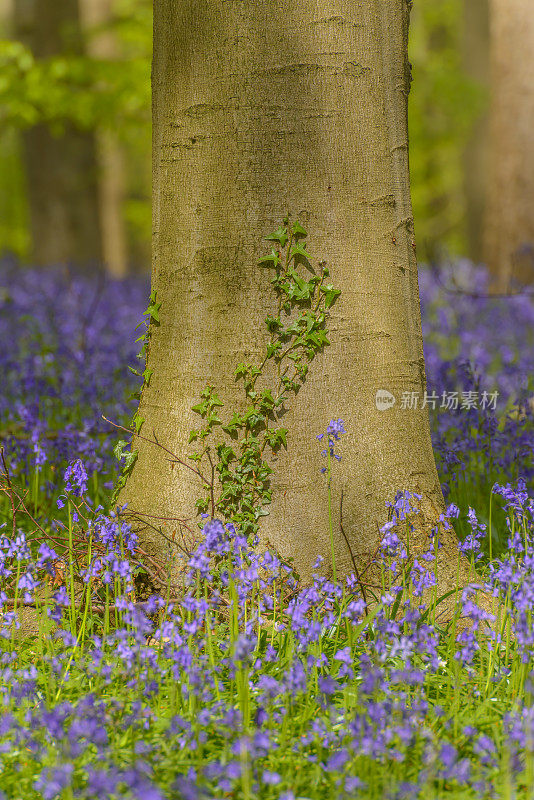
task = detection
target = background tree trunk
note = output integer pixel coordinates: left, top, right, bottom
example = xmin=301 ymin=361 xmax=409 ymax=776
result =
xmin=80 ymin=0 xmax=129 ymax=278
xmin=462 ymin=0 xmax=489 ymax=265
xmin=484 ymin=0 xmax=534 ymax=287
xmin=122 ymin=0 xmax=484 ymax=615
xmin=13 ymin=0 xmax=102 ymax=268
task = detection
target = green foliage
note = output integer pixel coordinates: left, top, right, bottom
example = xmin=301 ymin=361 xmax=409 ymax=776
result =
xmin=0 ymin=0 xmax=151 ymax=133
xmin=0 ymin=0 xmax=152 ymax=261
xmin=0 ymin=0 xmax=491 ymax=265
xmin=186 ymin=219 xmax=340 ymax=542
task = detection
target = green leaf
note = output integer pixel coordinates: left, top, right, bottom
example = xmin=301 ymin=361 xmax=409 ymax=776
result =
xmin=255 ymin=507 xmax=270 ymax=519
xmin=222 ymin=412 xmax=245 ymax=435
xmin=292 ymin=220 xmax=308 ymax=239
xmin=258 ymin=249 xmax=281 ymax=268
xmin=114 ymin=440 xmax=128 ymax=461
xmin=304 ymin=312 xmax=315 ymax=332
xmin=134 ymin=415 xmax=145 ymax=434
xmin=320 ymin=284 xmax=341 ymax=308
xmin=234 ymin=363 xmax=248 ymax=380
xmin=291 ymin=273 xmax=312 ymax=300
xmin=124 ymin=450 xmax=138 ymax=470
xmin=345 ymin=603 xmax=384 ymax=643
xmin=264 ymin=314 xmax=281 ymax=332
xmin=265 ymin=226 xmax=288 ymax=247
xmin=289 ymin=242 xmax=310 ymax=261
xmin=259 ymin=389 xmax=275 ymax=407
xmin=306 ymin=330 xmax=330 ymax=348
xmin=419 ymin=589 xmax=459 ymax=622
xmin=266 ymin=341 xmax=282 ymax=358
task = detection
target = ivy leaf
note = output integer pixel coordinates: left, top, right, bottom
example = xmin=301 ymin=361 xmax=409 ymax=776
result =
xmin=222 ymin=412 xmax=245 ymax=435
xmin=291 ymin=220 xmax=307 ymax=239
xmin=259 ymin=389 xmax=275 ymax=407
xmin=304 ymin=311 xmax=315 ymax=332
xmin=148 ymin=305 xmax=160 ymax=323
xmin=123 ymin=450 xmax=138 ymax=471
xmin=307 ymin=330 xmax=330 ymax=348
xmin=265 ymin=226 xmax=289 ymax=247
xmin=264 ymin=314 xmax=281 ymax=332
xmin=144 ymin=291 xmax=162 ymax=324
xmin=234 ymin=363 xmax=248 ymax=380
xmin=289 ymin=242 xmax=310 ymax=262
xmin=291 ymin=274 xmax=311 ymax=300
xmin=114 ymin=440 xmax=128 ymax=461
xmin=258 ymin=249 xmax=281 ymax=268
xmin=320 ymin=284 xmax=341 ymax=308
xmin=266 ymin=341 xmax=282 ymax=358
xmin=276 ymin=428 xmax=288 ymax=448
xmin=216 ymin=444 xmax=236 ymax=466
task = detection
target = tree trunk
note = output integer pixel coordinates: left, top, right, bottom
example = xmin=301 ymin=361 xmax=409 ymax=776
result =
xmin=79 ymin=0 xmax=129 ymax=278
xmin=122 ymin=0 xmax=493 ymax=622
xmin=484 ymin=0 xmax=534 ymax=287
xmin=462 ymin=0 xmax=490 ymax=265
xmin=14 ymin=0 xmax=102 ymax=268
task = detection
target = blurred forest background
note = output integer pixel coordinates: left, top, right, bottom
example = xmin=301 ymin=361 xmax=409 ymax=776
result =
xmin=0 ymin=0 xmax=527 ymax=281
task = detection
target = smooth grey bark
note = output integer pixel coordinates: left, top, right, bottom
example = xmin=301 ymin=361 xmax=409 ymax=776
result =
xmin=14 ymin=0 xmax=102 ymax=268
xmin=122 ymin=0 xmax=497 ymax=624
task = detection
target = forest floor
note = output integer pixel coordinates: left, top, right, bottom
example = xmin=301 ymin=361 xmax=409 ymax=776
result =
xmin=0 ymin=259 xmax=533 ymax=799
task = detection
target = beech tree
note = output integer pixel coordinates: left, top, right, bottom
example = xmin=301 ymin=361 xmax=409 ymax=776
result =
xmin=14 ymin=0 xmax=102 ymax=268
xmin=484 ymin=0 xmax=534 ymax=287
xmin=122 ymin=0 xmax=494 ymax=620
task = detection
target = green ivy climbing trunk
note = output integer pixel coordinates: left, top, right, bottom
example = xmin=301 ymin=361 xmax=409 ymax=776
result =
xmin=122 ymin=0 xmax=492 ymax=621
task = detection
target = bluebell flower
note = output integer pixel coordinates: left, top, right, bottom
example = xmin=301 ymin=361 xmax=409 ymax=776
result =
xmin=64 ymin=459 xmax=88 ymax=496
